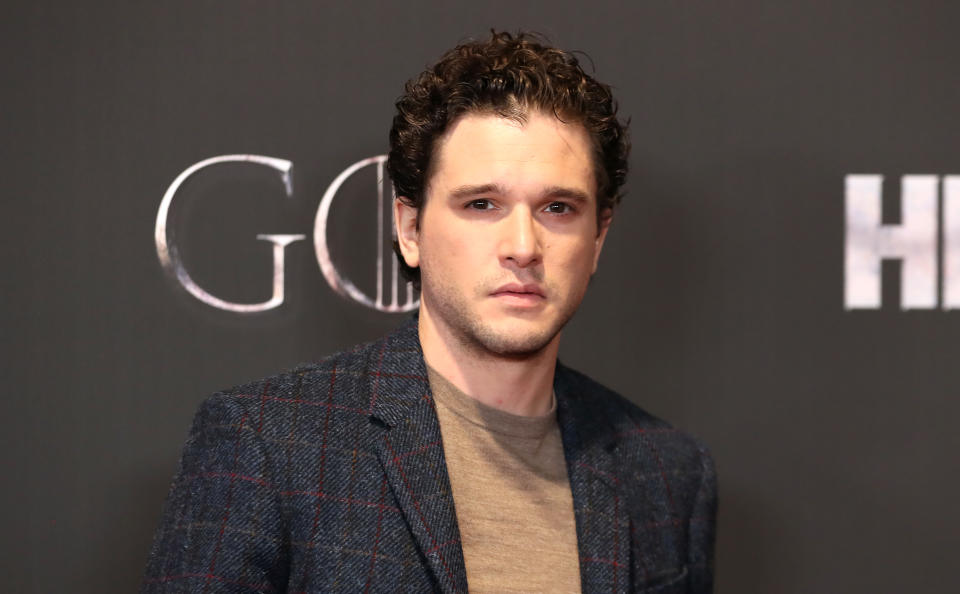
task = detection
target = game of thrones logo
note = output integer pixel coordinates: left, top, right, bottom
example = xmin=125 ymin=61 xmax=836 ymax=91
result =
xmin=155 ymin=154 xmax=418 ymax=314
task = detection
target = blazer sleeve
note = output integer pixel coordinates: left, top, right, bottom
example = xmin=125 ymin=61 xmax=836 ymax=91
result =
xmin=687 ymin=442 xmax=718 ymax=593
xmin=141 ymin=393 xmax=288 ymax=593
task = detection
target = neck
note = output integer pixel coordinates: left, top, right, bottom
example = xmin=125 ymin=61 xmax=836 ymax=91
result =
xmin=417 ymin=300 xmax=559 ymax=417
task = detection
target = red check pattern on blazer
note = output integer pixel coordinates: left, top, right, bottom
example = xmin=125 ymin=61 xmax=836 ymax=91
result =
xmin=142 ymin=317 xmax=716 ymax=593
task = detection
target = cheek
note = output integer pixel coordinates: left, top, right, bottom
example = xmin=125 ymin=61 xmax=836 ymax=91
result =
xmin=558 ymin=237 xmax=597 ymax=270
xmin=548 ymin=241 xmax=597 ymax=295
xmin=421 ymin=225 xmax=474 ymax=271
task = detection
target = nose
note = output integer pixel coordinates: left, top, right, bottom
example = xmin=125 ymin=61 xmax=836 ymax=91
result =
xmin=498 ymin=205 xmax=542 ymax=269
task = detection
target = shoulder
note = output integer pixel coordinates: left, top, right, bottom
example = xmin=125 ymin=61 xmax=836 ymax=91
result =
xmin=556 ymin=362 xmax=714 ymax=483
xmin=190 ymin=334 xmax=388 ymax=442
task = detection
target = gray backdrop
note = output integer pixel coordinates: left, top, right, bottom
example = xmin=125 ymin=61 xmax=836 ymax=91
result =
xmin=4 ymin=1 xmax=959 ymax=592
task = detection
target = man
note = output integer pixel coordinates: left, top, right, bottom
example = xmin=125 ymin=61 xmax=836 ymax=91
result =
xmin=143 ymin=31 xmax=716 ymax=593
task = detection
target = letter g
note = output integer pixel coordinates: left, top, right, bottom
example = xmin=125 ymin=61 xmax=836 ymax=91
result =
xmin=155 ymin=155 xmax=305 ymax=312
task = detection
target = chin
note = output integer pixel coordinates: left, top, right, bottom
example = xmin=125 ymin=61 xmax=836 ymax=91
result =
xmin=470 ymin=324 xmax=558 ymax=358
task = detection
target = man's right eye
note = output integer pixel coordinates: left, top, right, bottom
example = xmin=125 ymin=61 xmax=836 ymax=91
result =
xmin=467 ymin=199 xmax=492 ymax=210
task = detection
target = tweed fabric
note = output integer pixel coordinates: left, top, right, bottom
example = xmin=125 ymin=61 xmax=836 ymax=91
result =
xmin=142 ymin=316 xmax=716 ymax=593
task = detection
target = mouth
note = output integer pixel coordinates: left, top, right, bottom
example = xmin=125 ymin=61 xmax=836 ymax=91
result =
xmin=490 ymin=283 xmax=546 ymax=305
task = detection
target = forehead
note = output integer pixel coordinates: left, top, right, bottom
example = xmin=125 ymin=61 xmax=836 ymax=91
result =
xmin=427 ymin=110 xmax=596 ymax=198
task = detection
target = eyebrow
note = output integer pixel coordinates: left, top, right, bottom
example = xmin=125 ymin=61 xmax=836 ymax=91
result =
xmin=540 ymin=185 xmax=591 ymax=203
xmin=448 ymin=183 xmax=506 ymax=199
xmin=447 ymin=183 xmax=591 ymax=203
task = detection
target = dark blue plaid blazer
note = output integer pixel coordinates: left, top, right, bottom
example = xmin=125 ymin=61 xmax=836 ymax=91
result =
xmin=143 ymin=317 xmax=716 ymax=593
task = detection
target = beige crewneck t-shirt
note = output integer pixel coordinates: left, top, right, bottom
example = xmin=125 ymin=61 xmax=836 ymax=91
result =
xmin=426 ymin=366 xmax=582 ymax=593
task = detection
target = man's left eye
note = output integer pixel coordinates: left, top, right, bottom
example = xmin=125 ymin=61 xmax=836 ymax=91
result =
xmin=545 ymin=202 xmax=572 ymax=214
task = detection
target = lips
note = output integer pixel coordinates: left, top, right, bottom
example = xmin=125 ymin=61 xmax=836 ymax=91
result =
xmin=491 ymin=283 xmax=546 ymax=298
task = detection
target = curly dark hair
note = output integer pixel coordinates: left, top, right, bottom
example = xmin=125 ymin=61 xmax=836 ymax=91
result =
xmin=387 ymin=30 xmax=630 ymax=288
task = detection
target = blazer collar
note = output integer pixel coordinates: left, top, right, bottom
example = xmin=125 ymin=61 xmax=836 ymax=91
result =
xmin=366 ymin=315 xmax=431 ymax=428
xmin=555 ymin=362 xmax=633 ymax=593
xmin=367 ymin=316 xmax=468 ymax=593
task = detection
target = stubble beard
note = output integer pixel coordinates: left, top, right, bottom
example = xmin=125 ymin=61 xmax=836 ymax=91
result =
xmin=420 ymin=268 xmax=580 ymax=360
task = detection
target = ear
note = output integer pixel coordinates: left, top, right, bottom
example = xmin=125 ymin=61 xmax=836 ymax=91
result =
xmin=394 ymin=196 xmax=421 ymax=269
xmin=591 ymin=208 xmax=613 ymax=274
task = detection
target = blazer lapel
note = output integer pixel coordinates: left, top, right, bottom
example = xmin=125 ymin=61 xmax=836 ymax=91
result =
xmin=367 ymin=318 xmax=468 ymax=594
xmin=555 ymin=363 xmax=632 ymax=594
xmin=364 ymin=320 xmax=631 ymax=593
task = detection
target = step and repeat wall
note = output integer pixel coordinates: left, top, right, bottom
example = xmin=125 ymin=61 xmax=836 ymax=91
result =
xmin=5 ymin=1 xmax=959 ymax=592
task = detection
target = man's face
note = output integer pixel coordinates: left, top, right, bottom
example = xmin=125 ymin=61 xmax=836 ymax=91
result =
xmin=396 ymin=110 xmax=611 ymax=357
